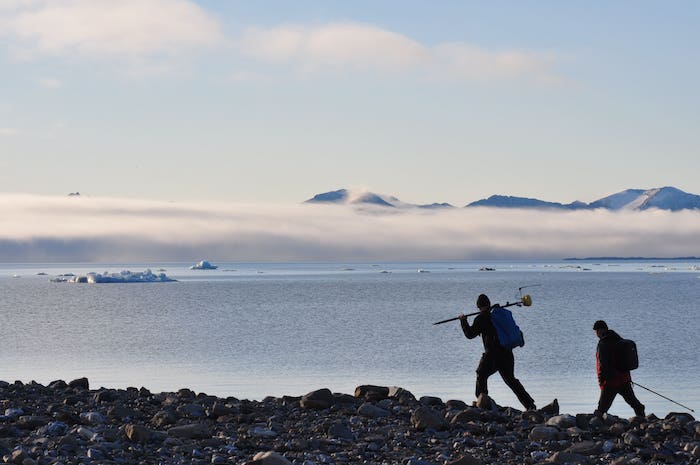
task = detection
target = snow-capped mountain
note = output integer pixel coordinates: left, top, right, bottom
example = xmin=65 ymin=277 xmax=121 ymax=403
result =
xmin=305 ymin=187 xmax=700 ymax=211
xmin=466 ymin=195 xmax=588 ymax=210
xmin=588 ymin=187 xmax=700 ymax=211
xmin=305 ymin=189 xmax=454 ymax=209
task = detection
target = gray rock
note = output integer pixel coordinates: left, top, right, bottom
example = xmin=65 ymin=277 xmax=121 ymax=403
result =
xmin=450 ymin=407 xmax=482 ymax=425
xmin=168 ymin=423 xmax=211 ymax=439
xmin=445 ymin=454 xmax=484 ymax=465
xmin=177 ymin=403 xmax=206 ymax=418
xmin=419 ymin=396 xmax=443 ymax=406
xmin=446 ymin=399 xmax=468 ymax=410
xmin=124 ymin=424 xmax=151 ymax=443
xmin=539 ymin=399 xmax=559 ymax=415
xmin=48 ymin=380 xmax=68 ymax=389
xmin=529 ymin=426 xmax=560 ymax=441
xmin=547 ymin=414 xmax=576 ymax=429
xmin=4 ymin=408 xmax=23 ymax=418
xmin=76 ymin=426 xmax=98 ymax=441
xmin=300 ymin=389 xmax=334 ymax=410
xmin=622 ymin=432 xmax=641 ymax=447
xmin=207 ymin=402 xmax=236 ymax=418
xmin=151 ymin=410 xmax=178 ymax=428
xmin=80 ymin=411 xmax=105 ymax=425
xmin=354 ymin=385 xmax=389 ymax=401
xmin=327 ymin=421 xmax=353 ymax=440
xmin=566 ymin=440 xmax=603 ymax=455
xmin=249 ymin=426 xmax=277 ymax=438
xmin=548 ymin=451 xmax=590 ymax=464
xmin=575 ymin=413 xmax=594 ymax=429
xmin=357 ymin=402 xmax=389 ymax=418
xmin=411 ymin=406 xmax=447 ymax=431
xmin=68 ymin=377 xmax=89 ymax=389
xmin=250 ymin=451 xmax=293 ymax=465
xmin=16 ymin=415 xmax=49 ymax=429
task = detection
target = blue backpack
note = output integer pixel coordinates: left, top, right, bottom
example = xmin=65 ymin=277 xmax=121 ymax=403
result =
xmin=490 ymin=306 xmax=525 ymax=349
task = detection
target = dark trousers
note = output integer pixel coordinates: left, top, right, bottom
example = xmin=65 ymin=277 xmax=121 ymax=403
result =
xmin=476 ymin=349 xmax=535 ymax=409
xmin=596 ymin=382 xmax=645 ymax=416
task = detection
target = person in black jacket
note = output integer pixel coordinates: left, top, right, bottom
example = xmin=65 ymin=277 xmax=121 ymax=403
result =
xmin=593 ymin=320 xmax=645 ymax=417
xmin=460 ymin=293 xmax=536 ymax=410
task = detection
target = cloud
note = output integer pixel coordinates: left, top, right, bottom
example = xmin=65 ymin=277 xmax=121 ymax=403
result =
xmin=239 ymin=23 xmax=429 ymax=73
xmin=1 ymin=194 xmax=698 ymax=262
xmin=37 ymin=76 xmax=61 ymax=88
xmin=0 ymin=0 xmax=224 ymax=60
xmin=239 ymin=22 xmax=560 ymax=82
xmin=0 ymin=127 xmax=18 ymax=136
xmin=1 ymin=3 xmax=560 ymax=82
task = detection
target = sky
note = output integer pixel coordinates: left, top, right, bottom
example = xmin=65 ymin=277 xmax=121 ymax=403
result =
xmin=1 ymin=1 xmax=699 ymax=262
xmin=1 ymin=0 xmax=699 ymax=206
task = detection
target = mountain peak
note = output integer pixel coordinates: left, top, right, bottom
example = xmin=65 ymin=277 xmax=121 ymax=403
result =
xmin=304 ymin=186 xmax=700 ymax=211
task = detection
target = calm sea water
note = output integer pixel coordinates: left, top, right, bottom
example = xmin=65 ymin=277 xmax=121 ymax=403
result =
xmin=1 ymin=260 xmax=698 ymax=418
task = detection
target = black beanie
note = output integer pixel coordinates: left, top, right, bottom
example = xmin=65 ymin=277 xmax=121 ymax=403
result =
xmin=476 ymin=294 xmax=490 ymax=308
xmin=593 ymin=320 xmax=608 ymax=330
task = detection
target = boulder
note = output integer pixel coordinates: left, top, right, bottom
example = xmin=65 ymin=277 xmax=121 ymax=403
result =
xmin=529 ymin=426 xmax=560 ymax=441
xmin=327 ymin=421 xmax=354 ymax=440
xmin=48 ymin=380 xmax=68 ymax=389
xmin=475 ymin=394 xmax=497 ymax=412
xmin=548 ymin=451 xmax=590 ymax=464
xmin=300 ymin=388 xmax=334 ymax=410
xmin=446 ymin=454 xmax=484 ymax=465
xmin=446 ymin=399 xmax=469 ymax=410
xmin=167 ymin=423 xmax=211 ymax=439
xmin=665 ymin=412 xmax=695 ymax=425
xmin=566 ymin=440 xmax=603 ymax=455
xmin=389 ymin=386 xmax=416 ymax=404
xmin=150 ymin=410 xmax=177 ymax=428
xmin=622 ymin=432 xmax=641 ymax=447
xmin=354 ymin=385 xmax=389 ymax=402
xmin=575 ymin=413 xmax=595 ymax=429
xmin=450 ymin=408 xmax=482 ymax=425
xmin=539 ymin=399 xmax=559 ymax=415
xmin=419 ymin=396 xmax=443 ymax=406
xmin=547 ymin=414 xmax=576 ymax=429
xmin=80 ymin=411 xmax=105 ymax=426
xmin=68 ymin=377 xmax=89 ymax=390
xmin=411 ymin=406 xmax=447 ymax=431
xmin=124 ymin=424 xmax=151 ymax=443
xmin=250 ymin=451 xmax=292 ymax=465
xmin=357 ymin=402 xmax=390 ymax=418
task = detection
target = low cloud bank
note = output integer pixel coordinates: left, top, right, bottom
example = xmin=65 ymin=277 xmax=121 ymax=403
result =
xmin=1 ymin=194 xmax=699 ymax=262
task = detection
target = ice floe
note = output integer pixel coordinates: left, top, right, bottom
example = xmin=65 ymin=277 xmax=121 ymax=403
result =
xmin=190 ymin=260 xmax=217 ymax=270
xmin=50 ymin=269 xmax=175 ymax=283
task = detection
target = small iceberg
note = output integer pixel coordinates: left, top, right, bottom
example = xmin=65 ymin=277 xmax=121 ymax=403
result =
xmin=190 ymin=260 xmax=218 ymax=270
xmin=51 ymin=269 xmax=176 ymax=283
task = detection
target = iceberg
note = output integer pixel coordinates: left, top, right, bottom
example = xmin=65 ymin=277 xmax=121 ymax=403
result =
xmin=190 ymin=260 xmax=217 ymax=270
xmin=50 ymin=269 xmax=175 ymax=283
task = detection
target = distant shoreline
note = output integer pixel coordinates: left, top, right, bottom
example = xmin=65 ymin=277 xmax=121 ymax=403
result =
xmin=563 ymin=256 xmax=700 ymax=261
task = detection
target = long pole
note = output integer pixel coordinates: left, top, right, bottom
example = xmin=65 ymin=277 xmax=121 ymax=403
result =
xmin=632 ymin=382 xmax=695 ymax=412
xmin=432 ymin=299 xmax=525 ymax=325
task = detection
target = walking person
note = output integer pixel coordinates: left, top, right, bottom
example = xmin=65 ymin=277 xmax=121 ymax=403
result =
xmin=593 ymin=320 xmax=645 ymax=418
xmin=459 ymin=293 xmax=536 ymax=410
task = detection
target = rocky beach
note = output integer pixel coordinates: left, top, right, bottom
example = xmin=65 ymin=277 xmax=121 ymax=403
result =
xmin=1 ymin=379 xmax=698 ymax=465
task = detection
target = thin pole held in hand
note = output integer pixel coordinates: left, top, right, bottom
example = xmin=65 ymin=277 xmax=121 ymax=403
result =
xmin=632 ymin=382 xmax=695 ymax=412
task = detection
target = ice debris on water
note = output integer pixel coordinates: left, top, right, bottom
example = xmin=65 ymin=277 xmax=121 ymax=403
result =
xmin=50 ymin=269 xmax=176 ymax=283
xmin=190 ymin=260 xmax=217 ymax=270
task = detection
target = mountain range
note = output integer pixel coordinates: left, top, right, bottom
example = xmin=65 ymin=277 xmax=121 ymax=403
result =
xmin=305 ymin=187 xmax=700 ymax=211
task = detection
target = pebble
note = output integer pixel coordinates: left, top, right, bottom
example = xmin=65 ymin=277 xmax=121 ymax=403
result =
xmin=0 ymin=378 xmax=696 ymax=465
